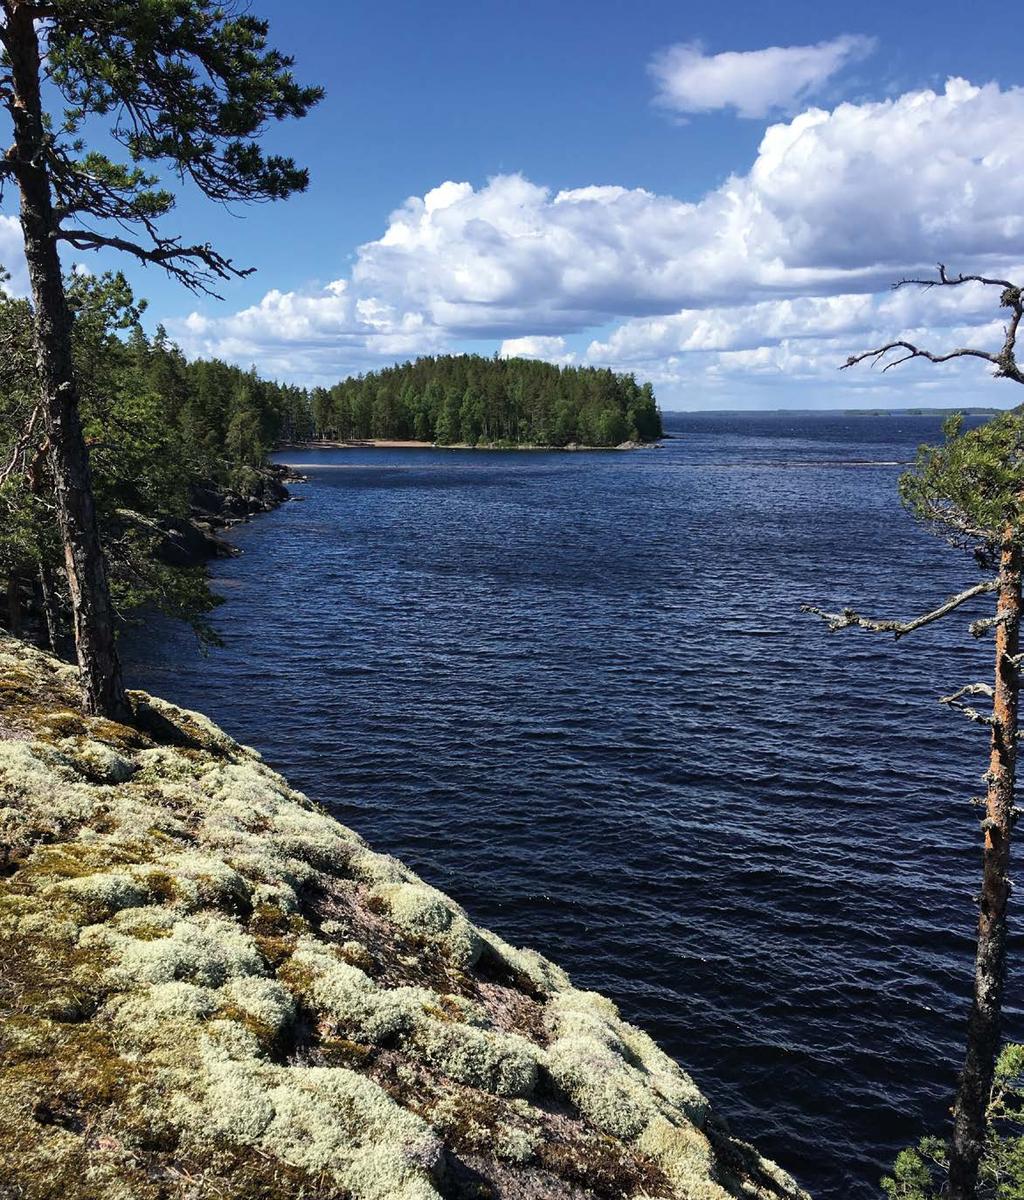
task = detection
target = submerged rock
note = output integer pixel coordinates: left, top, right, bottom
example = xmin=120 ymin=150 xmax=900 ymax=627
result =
xmin=0 ymin=634 xmax=810 ymax=1200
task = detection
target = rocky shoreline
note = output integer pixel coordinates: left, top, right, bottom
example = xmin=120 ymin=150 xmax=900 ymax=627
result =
xmin=2 ymin=464 xmax=299 ymax=656
xmin=0 ymin=633 xmax=810 ymax=1200
xmin=154 ymin=463 xmax=300 ymax=570
xmin=278 ymin=439 xmax=661 ymax=453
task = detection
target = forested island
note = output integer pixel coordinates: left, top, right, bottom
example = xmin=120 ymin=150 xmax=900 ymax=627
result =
xmin=0 ymin=279 xmax=663 ymax=653
xmin=307 ymin=355 xmax=663 ymax=448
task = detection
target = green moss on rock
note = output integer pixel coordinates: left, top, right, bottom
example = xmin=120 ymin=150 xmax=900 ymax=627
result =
xmin=0 ymin=634 xmax=810 ymax=1200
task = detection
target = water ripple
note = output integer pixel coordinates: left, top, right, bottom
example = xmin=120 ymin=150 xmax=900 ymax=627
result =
xmin=122 ymin=413 xmax=1021 ymax=1200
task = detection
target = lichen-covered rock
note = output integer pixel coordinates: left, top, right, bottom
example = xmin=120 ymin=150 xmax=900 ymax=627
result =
xmin=370 ymin=878 xmax=485 ymax=969
xmin=0 ymin=634 xmax=812 ymax=1200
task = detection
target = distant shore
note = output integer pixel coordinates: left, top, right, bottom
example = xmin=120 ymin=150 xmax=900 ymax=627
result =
xmin=277 ymin=438 xmax=660 ymax=452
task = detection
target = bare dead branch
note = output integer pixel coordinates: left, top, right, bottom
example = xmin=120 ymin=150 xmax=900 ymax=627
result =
xmin=55 ymin=226 xmax=253 ymax=297
xmin=971 ymin=612 xmax=1011 ymax=639
xmin=0 ymin=402 xmax=41 ymax=488
xmin=951 ymin=706 xmax=996 ymax=728
xmin=942 ymin=682 xmax=995 ymax=704
xmin=840 ymin=264 xmax=1024 ymax=386
xmin=843 ymin=342 xmax=1001 ymax=372
xmin=910 ymin=496 xmax=998 ymax=545
xmin=940 ymin=683 xmax=997 ymax=727
xmin=894 ymin=264 xmax=1018 ymax=292
xmin=111 ymin=507 xmax=169 ymax=537
xmin=801 ymin=579 xmax=999 ymax=640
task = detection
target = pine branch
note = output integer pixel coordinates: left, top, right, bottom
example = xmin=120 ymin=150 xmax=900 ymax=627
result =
xmin=55 ymin=226 xmax=252 ymax=296
xmin=840 ymin=264 xmax=1024 ymax=385
xmin=801 ymin=579 xmax=1000 ymax=640
xmin=940 ymin=683 xmax=997 ymax=729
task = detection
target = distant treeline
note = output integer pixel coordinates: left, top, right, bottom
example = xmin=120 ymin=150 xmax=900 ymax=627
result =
xmin=309 ymin=355 xmax=663 ymax=446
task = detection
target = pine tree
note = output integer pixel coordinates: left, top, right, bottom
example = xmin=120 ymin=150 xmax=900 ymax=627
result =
xmin=805 ymin=266 xmax=1024 ymax=1200
xmin=435 ymin=388 xmax=461 ymax=445
xmin=0 ymin=0 xmax=321 ymax=716
xmin=459 ymin=387 xmax=484 ymax=446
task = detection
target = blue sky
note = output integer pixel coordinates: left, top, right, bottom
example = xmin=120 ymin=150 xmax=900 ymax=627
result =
xmin=3 ymin=0 xmax=1023 ymax=408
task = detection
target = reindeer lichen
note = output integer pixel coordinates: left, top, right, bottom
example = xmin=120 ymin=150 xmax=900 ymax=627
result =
xmin=0 ymin=634 xmax=810 ymax=1200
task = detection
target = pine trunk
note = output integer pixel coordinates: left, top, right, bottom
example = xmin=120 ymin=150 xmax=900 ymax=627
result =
xmin=37 ymin=562 xmax=62 ymax=656
xmin=948 ymin=538 xmax=1021 ymax=1200
xmin=5 ymin=1 xmax=129 ymax=719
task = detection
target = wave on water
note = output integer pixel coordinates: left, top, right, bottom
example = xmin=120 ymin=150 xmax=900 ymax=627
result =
xmin=123 ymin=412 xmax=1014 ymax=1200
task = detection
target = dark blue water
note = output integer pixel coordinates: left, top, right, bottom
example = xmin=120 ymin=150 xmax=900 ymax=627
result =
xmin=122 ymin=413 xmax=1022 ymax=1200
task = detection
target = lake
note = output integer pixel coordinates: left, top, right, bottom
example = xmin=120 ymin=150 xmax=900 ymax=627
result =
xmin=122 ymin=412 xmax=1022 ymax=1199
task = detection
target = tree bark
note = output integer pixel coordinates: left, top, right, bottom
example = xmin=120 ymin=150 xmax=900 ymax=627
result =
xmin=37 ymin=562 xmax=61 ymax=656
xmin=4 ymin=1 xmax=129 ymax=718
xmin=948 ymin=535 xmax=1021 ymax=1200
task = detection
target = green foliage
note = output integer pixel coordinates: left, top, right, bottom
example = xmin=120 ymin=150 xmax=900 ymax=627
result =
xmin=459 ymin=387 xmax=484 ymax=446
xmin=882 ymin=1139 xmax=947 ymax=1200
xmin=882 ymin=1045 xmax=1024 ymax=1200
xmin=31 ymin=0 xmax=323 ymax=292
xmin=900 ymin=411 xmax=1024 ymax=552
xmin=108 ymin=542 xmax=224 ymax=649
xmin=0 ymin=483 xmax=46 ymax=584
xmin=0 ymin=295 xmax=60 ymax=593
xmin=433 ymin=389 xmax=460 ymax=446
xmin=313 ymin=355 xmax=663 ymax=447
xmin=998 ymin=1046 xmax=1024 ymax=1086
xmin=0 ymin=273 xmax=310 ymax=644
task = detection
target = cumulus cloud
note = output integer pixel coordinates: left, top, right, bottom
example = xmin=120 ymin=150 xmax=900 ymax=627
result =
xmin=586 ymin=279 xmax=1013 ymax=363
xmin=582 ymin=277 xmax=1021 ymax=407
xmin=178 ymin=279 xmax=448 ymax=383
xmin=346 ymin=78 xmax=1024 ymax=331
xmin=499 ymin=335 xmax=576 ymax=365
xmin=173 ymin=77 xmax=1024 ymax=403
xmin=648 ymin=35 xmax=875 ymax=118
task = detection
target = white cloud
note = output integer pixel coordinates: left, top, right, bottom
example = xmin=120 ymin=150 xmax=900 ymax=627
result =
xmin=648 ymin=35 xmax=875 ymax=118
xmin=173 ymin=78 xmax=1024 ymax=404
xmin=177 ymin=278 xmax=447 ymax=384
xmin=583 ymin=281 xmax=1019 ymax=407
xmin=499 ymin=335 xmax=576 ymax=365
xmin=0 ymin=214 xmax=28 ymax=295
xmin=342 ymin=79 xmax=1024 ymax=332
xmin=586 ymin=280 xmax=1012 ymax=363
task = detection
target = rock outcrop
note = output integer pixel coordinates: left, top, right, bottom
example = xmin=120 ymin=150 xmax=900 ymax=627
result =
xmin=0 ymin=635 xmax=810 ymax=1200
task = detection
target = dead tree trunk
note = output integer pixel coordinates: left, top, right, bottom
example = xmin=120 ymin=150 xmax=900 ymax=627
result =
xmin=4 ymin=1 xmax=128 ymax=718
xmin=949 ymin=536 xmax=1021 ymax=1200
